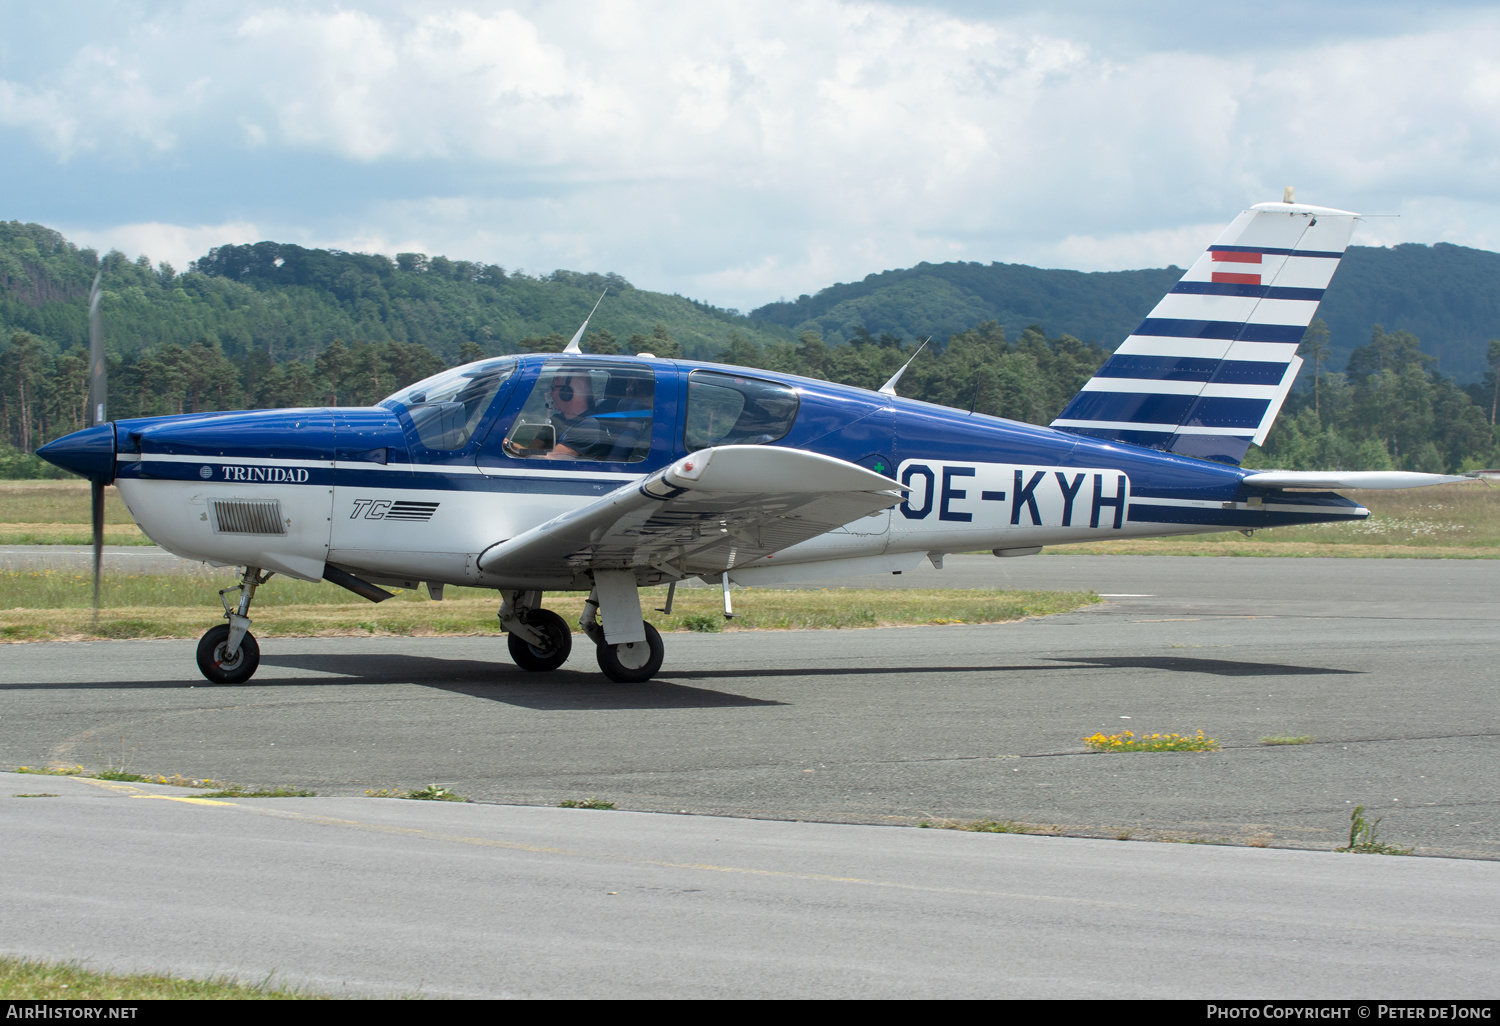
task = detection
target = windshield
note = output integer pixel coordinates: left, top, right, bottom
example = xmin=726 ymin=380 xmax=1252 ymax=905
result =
xmin=382 ymin=358 xmax=517 ymax=451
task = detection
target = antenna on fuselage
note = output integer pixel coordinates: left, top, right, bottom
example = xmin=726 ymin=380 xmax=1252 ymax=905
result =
xmin=562 ymin=289 xmax=609 ymax=355
xmin=877 ymin=336 xmax=931 ymax=397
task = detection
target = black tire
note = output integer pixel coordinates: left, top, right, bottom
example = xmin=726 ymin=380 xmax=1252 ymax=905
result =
xmin=507 ymin=608 xmax=573 ymax=671
xmin=196 ymin=624 xmax=261 ymax=684
xmin=595 ymin=622 xmax=664 ymax=683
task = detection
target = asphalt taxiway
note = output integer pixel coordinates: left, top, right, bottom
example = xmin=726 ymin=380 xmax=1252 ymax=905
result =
xmin=1 ymin=555 xmax=1495 ymax=856
xmin=3 ymin=553 xmax=1498 ymax=996
xmin=2 ymin=771 xmax=1495 ymax=999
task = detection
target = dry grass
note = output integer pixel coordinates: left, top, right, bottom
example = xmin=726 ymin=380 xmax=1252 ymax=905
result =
xmin=1051 ymin=481 xmax=1500 ymax=557
xmin=0 ymin=580 xmax=1097 ymax=642
xmin=0 ymin=482 xmax=149 ymax=544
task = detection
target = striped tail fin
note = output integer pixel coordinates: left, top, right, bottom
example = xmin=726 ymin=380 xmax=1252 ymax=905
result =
xmin=1051 ymin=200 xmax=1358 ymax=465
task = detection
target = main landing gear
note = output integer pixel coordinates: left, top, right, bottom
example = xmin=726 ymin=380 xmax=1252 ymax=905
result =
xmin=196 ymin=566 xmax=272 ymax=684
xmin=499 ymin=573 xmax=667 ymax=683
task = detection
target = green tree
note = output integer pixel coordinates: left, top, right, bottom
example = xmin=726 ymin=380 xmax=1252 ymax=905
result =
xmin=1299 ymin=318 xmax=1331 ymax=419
xmin=1488 ymin=339 xmax=1500 ymax=425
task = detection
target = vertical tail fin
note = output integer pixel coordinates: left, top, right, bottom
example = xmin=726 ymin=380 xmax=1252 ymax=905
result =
xmin=1051 ymin=200 xmax=1358 ymax=464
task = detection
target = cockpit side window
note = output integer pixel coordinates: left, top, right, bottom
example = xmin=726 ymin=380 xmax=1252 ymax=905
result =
xmin=684 ymin=371 xmax=799 ymax=450
xmin=502 ymin=359 xmax=655 ymax=462
xmin=382 ymin=359 xmax=517 ymax=451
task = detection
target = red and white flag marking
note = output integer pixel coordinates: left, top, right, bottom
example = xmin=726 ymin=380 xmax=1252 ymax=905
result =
xmin=1209 ymin=250 xmax=1261 ymax=285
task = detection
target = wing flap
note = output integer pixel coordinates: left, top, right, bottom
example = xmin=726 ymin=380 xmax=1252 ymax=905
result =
xmin=477 ymin=446 xmax=903 ymax=578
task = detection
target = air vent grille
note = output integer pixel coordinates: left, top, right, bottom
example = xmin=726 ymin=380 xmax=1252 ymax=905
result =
xmin=212 ymin=498 xmax=286 ymax=535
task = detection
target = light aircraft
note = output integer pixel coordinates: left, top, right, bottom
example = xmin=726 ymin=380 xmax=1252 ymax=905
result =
xmin=38 ymin=195 xmax=1466 ymax=684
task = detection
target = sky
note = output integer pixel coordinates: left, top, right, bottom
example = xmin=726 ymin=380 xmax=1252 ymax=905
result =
xmin=2 ymin=0 xmax=1498 ymax=312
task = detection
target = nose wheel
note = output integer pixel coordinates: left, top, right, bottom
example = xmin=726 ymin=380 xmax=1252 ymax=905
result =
xmin=196 ymin=623 xmax=261 ymax=684
xmin=196 ymin=566 xmax=270 ymax=684
xmin=505 ymin=608 xmax=573 ymax=671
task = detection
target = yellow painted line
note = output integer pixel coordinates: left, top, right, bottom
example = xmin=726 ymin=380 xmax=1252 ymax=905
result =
xmin=67 ymin=776 xmax=238 ymax=805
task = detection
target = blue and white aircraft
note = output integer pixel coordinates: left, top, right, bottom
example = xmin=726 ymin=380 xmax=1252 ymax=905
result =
xmin=38 ymin=197 xmax=1463 ymax=684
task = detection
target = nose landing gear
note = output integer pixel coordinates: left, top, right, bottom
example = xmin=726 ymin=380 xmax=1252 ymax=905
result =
xmin=499 ymin=590 xmax=573 ymax=672
xmin=196 ymin=566 xmax=272 ymax=684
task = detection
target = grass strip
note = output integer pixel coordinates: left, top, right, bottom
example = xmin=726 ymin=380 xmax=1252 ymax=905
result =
xmin=0 ymin=955 xmax=321 ymax=999
xmin=917 ymin=819 xmax=1041 ymax=833
xmin=0 ymin=584 xmax=1097 ymax=642
xmin=0 ymin=523 xmax=153 ymax=545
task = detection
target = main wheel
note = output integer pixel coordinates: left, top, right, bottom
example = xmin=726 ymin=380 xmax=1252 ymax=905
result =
xmin=595 ymin=622 xmax=664 ymax=683
xmin=507 ymin=608 xmax=573 ymax=671
xmin=196 ymin=624 xmax=261 ymax=684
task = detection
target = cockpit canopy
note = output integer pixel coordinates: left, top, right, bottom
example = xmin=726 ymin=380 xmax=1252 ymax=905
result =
xmin=381 ymin=359 xmax=518 ymax=451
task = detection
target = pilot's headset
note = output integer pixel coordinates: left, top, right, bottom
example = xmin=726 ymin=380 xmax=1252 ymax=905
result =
xmin=548 ymin=372 xmax=589 ymax=412
xmin=545 ymin=373 xmax=571 ymax=412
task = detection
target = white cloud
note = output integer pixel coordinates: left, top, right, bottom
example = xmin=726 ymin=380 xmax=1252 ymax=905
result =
xmin=6 ymin=1 xmax=1500 ymax=308
xmin=60 ymin=220 xmax=264 ymax=273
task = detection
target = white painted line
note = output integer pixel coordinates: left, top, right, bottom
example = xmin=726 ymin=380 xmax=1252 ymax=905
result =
xmin=1098 ymin=594 xmax=1153 ymax=597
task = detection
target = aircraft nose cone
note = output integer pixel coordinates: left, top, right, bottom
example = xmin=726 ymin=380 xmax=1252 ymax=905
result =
xmin=36 ymin=424 xmax=116 ymax=483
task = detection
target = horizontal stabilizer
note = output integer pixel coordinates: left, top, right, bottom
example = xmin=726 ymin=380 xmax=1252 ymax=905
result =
xmin=477 ymin=446 xmax=903 ymax=579
xmin=1242 ymin=471 xmax=1471 ymax=490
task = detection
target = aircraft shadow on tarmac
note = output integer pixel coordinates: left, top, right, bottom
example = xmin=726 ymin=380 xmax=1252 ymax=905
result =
xmin=1049 ymin=655 xmax=1365 ymax=677
xmin=658 ymin=655 xmax=1360 ymax=681
xmin=0 ymin=652 xmax=1357 ymax=705
xmin=254 ymin=653 xmax=788 ymax=710
xmin=0 ymin=653 xmax=784 ymax=709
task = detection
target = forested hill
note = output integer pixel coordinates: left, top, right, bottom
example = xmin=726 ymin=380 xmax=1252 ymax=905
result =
xmin=7 ymin=219 xmax=1500 ymax=381
xmin=750 ymin=243 xmax=1500 ymax=382
xmin=0 ymin=221 xmax=789 ymax=367
xmin=6 ymin=220 xmax=1500 ymax=477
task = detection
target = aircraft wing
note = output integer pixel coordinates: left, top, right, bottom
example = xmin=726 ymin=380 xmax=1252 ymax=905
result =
xmin=476 ymin=445 xmax=905 ymax=578
xmin=1241 ymin=471 xmax=1471 ymax=490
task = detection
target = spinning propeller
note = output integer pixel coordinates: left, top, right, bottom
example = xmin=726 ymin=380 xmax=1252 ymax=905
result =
xmin=87 ymin=271 xmax=106 ymax=623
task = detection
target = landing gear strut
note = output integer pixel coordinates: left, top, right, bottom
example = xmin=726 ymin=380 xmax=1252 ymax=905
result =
xmin=197 ymin=566 xmax=271 ymax=684
xmin=583 ymin=572 xmax=667 ymax=683
xmin=499 ymin=590 xmax=572 ymax=672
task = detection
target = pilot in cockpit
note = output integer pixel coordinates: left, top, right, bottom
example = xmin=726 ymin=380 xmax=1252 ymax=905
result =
xmin=542 ymin=372 xmax=612 ymax=460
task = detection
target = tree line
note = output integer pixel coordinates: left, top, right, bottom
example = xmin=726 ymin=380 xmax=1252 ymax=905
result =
xmin=1247 ymin=321 xmax=1500 ymax=473
xmin=0 ymin=318 xmax=1111 ymax=476
xmin=7 ymin=313 xmax=1500 ymax=478
xmin=4 ymin=206 xmax=1500 ymax=478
